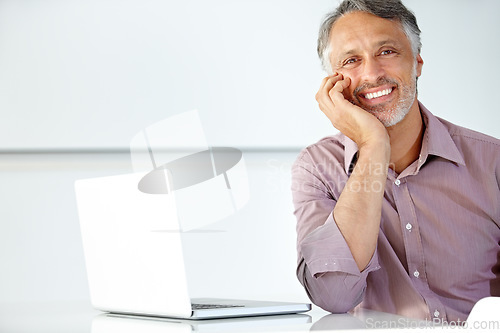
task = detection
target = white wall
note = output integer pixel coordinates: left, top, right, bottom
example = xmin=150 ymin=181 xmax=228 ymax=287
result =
xmin=1 ymin=0 xmax=499 ymax=305
xmin=0 ymin=0 xmax=498 ymax=150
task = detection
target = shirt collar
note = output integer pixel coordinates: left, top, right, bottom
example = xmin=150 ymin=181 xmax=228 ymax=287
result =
xmin=419 ymin=102 xmax=465 ymax=167
xmin=341 ymin=101 xmax=465 ymax=175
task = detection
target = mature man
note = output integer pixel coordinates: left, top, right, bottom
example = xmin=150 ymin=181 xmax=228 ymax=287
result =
xmin=292 ymin=0 xmax=500 ymax=322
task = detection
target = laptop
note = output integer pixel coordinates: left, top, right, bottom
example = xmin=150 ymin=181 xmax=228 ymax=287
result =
xmin=75 ymin=172 xmax=311 ymax=320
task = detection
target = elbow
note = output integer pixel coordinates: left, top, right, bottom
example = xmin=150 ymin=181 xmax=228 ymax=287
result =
xmin=298 ymin=264 xmax=365 ymax=314
xmin=313 ymin=287 xmax=364 ymax=314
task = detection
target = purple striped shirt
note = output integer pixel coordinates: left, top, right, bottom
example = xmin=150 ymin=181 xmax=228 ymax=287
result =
xmin=292 ymin=102 xmax=500 ymax=322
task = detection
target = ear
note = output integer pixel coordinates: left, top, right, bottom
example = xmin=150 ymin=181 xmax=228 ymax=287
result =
xmin=415 ymin=54 xmax=424 ymax=78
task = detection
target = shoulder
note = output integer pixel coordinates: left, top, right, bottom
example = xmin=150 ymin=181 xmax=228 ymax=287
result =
xmin=438 ymin=117 xmax=500 ymax=155
xmin=293 ymin=133 xmax=348 ymax=168
xmin=439 ymin=117 xmax=500 ymax=147
xmin=291 ymin=133 xmax=353 ymax=188
xmin=291 ymin=134 xmax=351 ymax=201
xmin=436 ymin=117 xmax=500 ymax=181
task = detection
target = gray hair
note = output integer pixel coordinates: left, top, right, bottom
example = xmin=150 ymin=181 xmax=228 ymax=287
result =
xmin=318 ymin=0 xmax=422 ymax=74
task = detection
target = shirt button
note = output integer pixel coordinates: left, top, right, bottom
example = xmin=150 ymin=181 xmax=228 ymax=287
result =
xmin=434 ymin=310 xmax=440 ymax=318
xmin=413 ymin=270 xmax=420 ymax=278
xmin=406 ymin=223 xmax=412 ymax=231
xmin=395 ymin=179 xmax=401 ymax=186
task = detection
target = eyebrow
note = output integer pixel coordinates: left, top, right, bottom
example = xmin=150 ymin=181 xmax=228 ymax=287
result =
xmin=374 ymin=39 xmax=402 ymax=49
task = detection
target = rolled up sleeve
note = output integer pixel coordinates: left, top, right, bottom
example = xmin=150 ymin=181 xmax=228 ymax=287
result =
xmin=298 ymin=214 xmax=380 ymax=313
xmin=292 ymin=146 xmax=380 ymax=313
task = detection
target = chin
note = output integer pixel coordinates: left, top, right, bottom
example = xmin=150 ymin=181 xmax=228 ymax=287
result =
xmin=371 ymin=107 xmax=411 ymax=127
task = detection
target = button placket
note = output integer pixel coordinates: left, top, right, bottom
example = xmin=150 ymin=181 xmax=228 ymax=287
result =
xmin=389 ymin=171 xmax=447 ymax=322
xmin=392 ymin=178 xmax=427 ymax=285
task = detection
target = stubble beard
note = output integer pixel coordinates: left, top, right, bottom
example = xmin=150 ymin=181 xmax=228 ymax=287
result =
xmin=350 ymin=65 xmax=418 ymax=128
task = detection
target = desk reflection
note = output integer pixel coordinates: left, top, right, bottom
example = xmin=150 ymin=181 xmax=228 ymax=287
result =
xmin=92 ymin=313 xmax=312 ymax=332
xmin=310 ymin=313 xmax=365 ymax=330
xmin=311 ymin=309 xmax=430 ymax=331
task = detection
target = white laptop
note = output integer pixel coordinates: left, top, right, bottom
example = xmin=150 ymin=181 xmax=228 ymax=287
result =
xmin=75 ymin=172 xmax=311 ymax=320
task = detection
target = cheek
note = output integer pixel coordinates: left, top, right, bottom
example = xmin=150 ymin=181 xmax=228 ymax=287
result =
xmin=344 ymin=87 xmax=356 ymax=101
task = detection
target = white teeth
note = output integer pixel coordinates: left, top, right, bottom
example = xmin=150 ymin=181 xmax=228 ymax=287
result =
xmin=365 ymin=88 xmax=392 ymax=100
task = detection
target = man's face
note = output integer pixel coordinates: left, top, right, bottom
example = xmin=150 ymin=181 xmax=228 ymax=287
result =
xmin=328 ymin=11 xmax=423 ymax=127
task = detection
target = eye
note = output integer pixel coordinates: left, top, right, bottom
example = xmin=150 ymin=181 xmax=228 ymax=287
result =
xmin=380 ymin=49 xmax=395 ymax=56
xmin=343 ymin=58 xmax=359 ymax=66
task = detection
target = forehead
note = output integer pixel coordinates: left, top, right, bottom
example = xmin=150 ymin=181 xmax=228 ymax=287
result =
xmin=329 ymin=11 xmax=411 ymax=58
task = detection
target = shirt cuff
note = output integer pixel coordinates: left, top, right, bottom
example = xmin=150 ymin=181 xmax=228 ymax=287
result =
xmin=300 ymin=213 xmax=380 ymax=278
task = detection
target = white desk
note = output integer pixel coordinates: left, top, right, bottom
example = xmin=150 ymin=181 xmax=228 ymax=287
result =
xmin=1 ymin=152 xmax=487 ymax=332
xmin=0 ymin=301 xmax=447 ymax=333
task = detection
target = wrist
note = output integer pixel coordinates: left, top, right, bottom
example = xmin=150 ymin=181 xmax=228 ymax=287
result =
xmin=358 ymin=138 xmax=391 ymax=165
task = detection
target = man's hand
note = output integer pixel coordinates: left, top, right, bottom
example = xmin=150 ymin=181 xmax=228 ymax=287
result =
xmin=315 ymin=73 xmax=389 ymax=149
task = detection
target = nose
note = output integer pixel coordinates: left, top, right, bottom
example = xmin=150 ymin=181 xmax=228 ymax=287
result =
xmin=360 ymin=57 xmax=385 ymax=83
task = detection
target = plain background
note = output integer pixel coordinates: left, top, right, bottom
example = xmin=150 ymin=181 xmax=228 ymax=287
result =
xmin=1 ymin=0 xmax=499 ymax=305
xmin=0 ymin=0 xmax=499 ymax=150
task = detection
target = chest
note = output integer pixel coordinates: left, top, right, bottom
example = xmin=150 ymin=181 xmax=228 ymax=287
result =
xmin=380 ymin=160 xmax=500 ymax=283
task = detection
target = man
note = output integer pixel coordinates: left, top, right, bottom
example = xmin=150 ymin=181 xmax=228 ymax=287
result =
xmin=292 ymin=0 xmax=500 ymax=322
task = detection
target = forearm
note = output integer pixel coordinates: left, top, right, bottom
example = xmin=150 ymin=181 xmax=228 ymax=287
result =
xmin=334 ymin=141 xmax=390 ymax=271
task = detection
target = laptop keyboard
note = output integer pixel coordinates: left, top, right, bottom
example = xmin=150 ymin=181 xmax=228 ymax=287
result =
xmin=191 ymin=303 xmax=245 ymax=310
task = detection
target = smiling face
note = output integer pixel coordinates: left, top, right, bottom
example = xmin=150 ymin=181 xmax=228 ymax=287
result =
xmin=328 ymin=11 xmax=423 ymax=127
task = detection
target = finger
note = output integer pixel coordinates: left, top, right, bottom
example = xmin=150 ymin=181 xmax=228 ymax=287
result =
xmin=318 ymin=73 xmax=340 ymax=92
xmin=330 ymin=76 xmax=350 ymax=94
xmin=316 ymin=77 xmax=333 ymax=105
xmin=329 ymin=77 xmax=351 ymax=106
xmin=325 ymin=73 xmax=342 ymax=89
xmin=316 ymin=73 xmax=342 ymax=103
xmin=316 ymin=91 xmax=335 ymax=113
